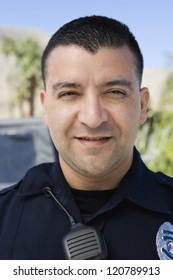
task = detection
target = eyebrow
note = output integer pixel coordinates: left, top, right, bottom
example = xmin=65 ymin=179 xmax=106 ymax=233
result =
xmin=52 ymin=78 xmax=133 ymax=92
xmin=52 ymin=82 xmax=81 ymax=91
xmin=100 ymin=79 xmax=133 ymax=90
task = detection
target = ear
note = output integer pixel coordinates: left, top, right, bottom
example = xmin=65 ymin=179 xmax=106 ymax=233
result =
xmin=40 ymin=89 xmax=48 ymax=125
xmin=139 ymin=87 xmax=150 ymax=125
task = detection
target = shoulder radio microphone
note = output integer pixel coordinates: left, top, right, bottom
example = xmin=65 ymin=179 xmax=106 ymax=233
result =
xmin=43 ymin=187 xmax=107 ymax=260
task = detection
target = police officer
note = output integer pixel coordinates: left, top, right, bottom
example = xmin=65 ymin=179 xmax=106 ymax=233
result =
xmin=0 ymin=15 xmax=173 ymax=260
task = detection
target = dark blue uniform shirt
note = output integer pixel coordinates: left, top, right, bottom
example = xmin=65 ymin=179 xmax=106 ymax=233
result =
xmin=0 ymin=148 xmax=173 ymax=259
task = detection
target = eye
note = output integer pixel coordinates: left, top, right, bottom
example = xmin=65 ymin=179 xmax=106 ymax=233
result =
xmin=58 ymin=91 xmax=79 ymax=99
xmin=106 ymin=89 xmax=126 ymax=96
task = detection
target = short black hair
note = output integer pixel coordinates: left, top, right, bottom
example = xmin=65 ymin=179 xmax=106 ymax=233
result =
xmin=41 ymin=15 xmax=143 ymax=87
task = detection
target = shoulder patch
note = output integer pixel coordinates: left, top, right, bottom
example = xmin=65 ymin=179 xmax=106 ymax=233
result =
xmin=155 ymin=172 xmax=173 ymax=187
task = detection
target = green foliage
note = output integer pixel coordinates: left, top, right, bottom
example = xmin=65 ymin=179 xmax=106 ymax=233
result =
xmin=136 ymin=51 xmax=173 ymax=177
xmin=136 ymin=69 xmax=173 ymax=177
xmin=136 ymin=112 xmax=171 ymax=176
xmin=14 ymin=39 xmax=42 ymax=82
xmin=0 ymin=37 xmax=16 ymax=55
xmin=0 ymin=37 xmax=42 ymax=116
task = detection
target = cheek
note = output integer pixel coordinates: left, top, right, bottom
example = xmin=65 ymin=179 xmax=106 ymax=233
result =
xmin=111 ymin=102 xmax=139 ymax=124
xmin=112 ymin=104 xmax=140 ymax=140
xmin=46 ymin=104 xmax=76 ymax=138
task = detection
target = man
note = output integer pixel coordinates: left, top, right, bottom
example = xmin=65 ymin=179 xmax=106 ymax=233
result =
xmin=0 ymin=15 xmax=173 ymax=260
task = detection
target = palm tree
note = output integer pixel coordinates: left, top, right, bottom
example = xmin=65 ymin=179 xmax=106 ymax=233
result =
xmin=0 ymin=38 xmax=42 ymax=116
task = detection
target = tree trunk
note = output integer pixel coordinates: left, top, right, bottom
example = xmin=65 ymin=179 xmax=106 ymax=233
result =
xmin=28 ymin=75 xmax=36 ymax=116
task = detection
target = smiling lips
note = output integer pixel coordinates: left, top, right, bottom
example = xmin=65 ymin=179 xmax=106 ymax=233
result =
xmin=79 ymin=137 xmax=111 ymax=140
xmin=76 ymin=136 xmax=112 ymax=145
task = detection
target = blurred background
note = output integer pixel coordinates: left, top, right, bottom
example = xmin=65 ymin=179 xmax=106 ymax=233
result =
xmin=0 ymin=0 xmax=173 ymax=188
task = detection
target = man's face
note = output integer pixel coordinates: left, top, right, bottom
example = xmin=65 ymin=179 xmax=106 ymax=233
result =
xmin=41 ymin=45 xmax=149 ymax=180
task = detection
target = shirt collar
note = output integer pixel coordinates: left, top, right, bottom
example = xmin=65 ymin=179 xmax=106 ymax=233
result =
xmin=17 ymin=161 xmax=83 ymax=223
xmin=101 ymin=148 xmax=172 ymax=215
xmin=17 ymin=162 xmax=58 ymax=196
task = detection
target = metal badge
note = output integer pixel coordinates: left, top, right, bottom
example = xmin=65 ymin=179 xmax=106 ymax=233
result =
xmin=156 ymin=222 xmax=173 ymax=260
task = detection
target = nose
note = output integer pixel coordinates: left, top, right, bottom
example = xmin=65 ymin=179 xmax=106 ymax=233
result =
xmin=78 ymin=95 xmax=108 ymax=128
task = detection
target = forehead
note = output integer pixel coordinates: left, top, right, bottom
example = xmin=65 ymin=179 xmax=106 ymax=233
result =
xmin=45 ymin=45 xmax=138 ymax=85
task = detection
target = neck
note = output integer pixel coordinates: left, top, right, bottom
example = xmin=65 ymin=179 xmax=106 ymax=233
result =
xmin=59 ymin=156 xmax=133 ymax=191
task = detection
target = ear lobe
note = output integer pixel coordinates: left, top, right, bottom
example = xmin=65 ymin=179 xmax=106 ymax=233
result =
xmin=40 ymin=90 xmax=46 ymax=108
xmin=140 ymin=87 xmax=150 ymax=125
xmin=40 ymin=90 xmax=48 ymax=125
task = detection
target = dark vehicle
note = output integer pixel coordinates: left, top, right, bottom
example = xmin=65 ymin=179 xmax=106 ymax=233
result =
xmin=0 ymin=118 xmax=56 ymax=190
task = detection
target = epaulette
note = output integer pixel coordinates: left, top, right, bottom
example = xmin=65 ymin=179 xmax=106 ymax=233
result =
xmin=0 ymin=183 xmax=18 ymax=195
xmin=155 ymin=172 xmax=173 ymax=187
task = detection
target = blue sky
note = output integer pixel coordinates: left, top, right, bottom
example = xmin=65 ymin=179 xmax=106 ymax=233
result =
xmin=0 ymin=0 xmax=173 ymax=68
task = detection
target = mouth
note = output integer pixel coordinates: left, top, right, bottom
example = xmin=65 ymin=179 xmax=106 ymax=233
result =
xmin=76 ymin=136 xmax=112 ymax=145
xmin=78 ymin=136 xmax=111 ymax=140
